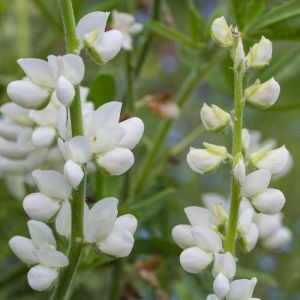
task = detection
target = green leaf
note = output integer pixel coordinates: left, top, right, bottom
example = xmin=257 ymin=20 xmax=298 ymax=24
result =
xmin=246 ymin=0 xmax=269 ymax=25
xmin=228 ymin=0 xmax=246 ymax=29
xmin=88 ymin=74 xmax=116 ymax=107
xmin=248 ymin=0 xmax=300 ymax=31
xmin=147 ymin=20 xmax=204 ymax=49
xmin=188 ymin=0 xmax=203 ymax=41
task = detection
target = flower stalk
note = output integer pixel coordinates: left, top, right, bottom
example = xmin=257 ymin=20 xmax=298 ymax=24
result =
xmin=224 ymin=31 xmax=245 ymax=254
xmin=51 ymin=0 xmax=85 ymax=298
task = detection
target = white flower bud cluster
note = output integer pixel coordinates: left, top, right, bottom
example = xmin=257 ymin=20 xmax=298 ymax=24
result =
xmin=6 ymin=9 xmax=145 ymax=292
xmin=173 ymin=16 xmax=292 ymax=299
xmin=172 ymin=199 xmax=260 ymax=299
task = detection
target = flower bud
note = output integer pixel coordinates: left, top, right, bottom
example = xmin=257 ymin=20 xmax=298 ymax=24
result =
xmin=246 ymin=36 xmax=272 ymax=68
xmin=186 ymin=143 xmax=228 ymax=175
xmin=23 ymin=192 xmax=60 ymax=221
xmin=250 ymin=145 xmax=289 ymax=175
xmin=200 ymin=103 xmax=231 ymax=132
xmin=64 ymin=160 xmax=84 ymax=188
xmin=262 ymin=227 xmax=291 ymax=249
xmin=55 ymin=76 xmax=75 ymax=107
xmin=213 ymin=273 xmax=229 ymax=299
xmin=254 ymin=213 xmax=281 ymax=238
xmin=233 ymin=154 xmax=245 ymax=185
xmin=32 ymin=127 xmax=56 ymax=148
xmin=212 ymin=252 xmax=236 ymax=279
xmin=245 ymin=78 xmax=280 ymax=109
xmin=179 ymin=246 xmax=213 ymax=273
xmin=211 ymin=16 xmax=233 ymax=47
xmin=241 ymin=169 xmax=271 ymax=198
xmin=7 ymin=80 xmax=50 ymax=109
xmin=251 ymin=188 xmax=285 ymax=215
xmin=242 ymin=128 xmax=250 ymax=151
xmin=227 ymin=278 xmax=257 ymax=300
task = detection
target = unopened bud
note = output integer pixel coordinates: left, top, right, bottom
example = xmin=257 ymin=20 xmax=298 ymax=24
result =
xmin=211 ymin=16 xmax=233 ymax=47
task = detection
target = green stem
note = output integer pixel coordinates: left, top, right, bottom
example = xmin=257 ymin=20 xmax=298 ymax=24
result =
xmin=224 ymin=36 xmax=245 ymax=254
xmin=169 ymin=126 xmax=205 ymax=156
xmin=125 ymin=51 xmax=135 ymax=113
xmin=51 ymin=0 xmax=85 ymax=299
xmin=134 ymin=0 xmax=161 ymax=77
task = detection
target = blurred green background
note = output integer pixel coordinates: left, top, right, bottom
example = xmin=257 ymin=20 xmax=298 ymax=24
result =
xmin=0 ymin=0 xmax=300 ymax=299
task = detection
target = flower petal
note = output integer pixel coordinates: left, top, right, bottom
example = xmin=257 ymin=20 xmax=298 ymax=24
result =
xmin=180 ymin=246 xmax=213 ymax=273
xmin=241 ymin=169 xmax=271 ymax=198
xmin=63 ymin=160 xmax=84 ymax=188
xmin=85 ymin=197 xmax=118 ymax=243
xmin=7 ymin=80 xmax=50 ymax=109
xmin=17 ymin=58 xmax=55 ymax=88
xmin=9 ymin=236 xmax=38 ymax=265
xmin=35 ymin=244 xmax=68 ymax=268
xmin=32 ymin=127 xmax=56 ymax=148
xmin=27 ymin=264 xmax=58 ymax=291
xmin=76 ymin=11 xmax=109 ymax=38
xmin=226 ymin=278 xmax=257 ymax=300
xmin=23 ymin=192 xmax=60 ymax=221
xmin=184 ymin=206 xmax=217 ymax=227
xmin=192 ymin=227 xmax=222 ymax=253
xmin=55 ymin=200 xmax=71 ymax=238
xmin=27 ymin=220 xmax=56 ymax=248
xmin=98 ymin=228 xmax=134 ymax=257
xmin=118 ymin=117 xmax=144 ymax=150
xmin=114 ymin=214 xmax=138 ymax=234
xmin=172 ymin=225 xmax=195 ymax=249
xmin=94 ymin=30 xmax=123 ymax=64
xmin=32 ymin=169 xmax=71 ymax=199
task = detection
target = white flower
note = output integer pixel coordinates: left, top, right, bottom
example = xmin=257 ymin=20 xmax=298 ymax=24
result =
xmin=200 ymin=103 xmax=231 ymax=132
xmin=192 ymin=227 xmax=222 ymax=253
xmin=245 ymin=78 xmax=280 ymax=109
xmin=254 ymin=213 xmax=282 ymax=239
xmin=9 ymin=220 xmax=68 ymax=291
xmin=250 ymin=145 xmax=289 ymax=175
xmin=63 ymin=160 xmax=84 ymax=188
xmin=184 ymin=206 xmax=218 ymax=228
xmin=213 ymin=273 xmax=229 ymax=299
xmin=246 ymin=36 xmax=272 ymax=68
xmin=56 ymin=197 xmax=138 ymax=257
xmin=251 ymin=188 xmax=285 ymax=215
xmin=180 ymin=246 xmax=213 ymax=273
xmin=226 ymin=278 xmax=257 ymax=300
xmin=211 ymin=16 xmax=233 ymax=47
xmin=76 ymin=11 xmax=123 ymax=64
xmin=212 ymin=252 xmax=236 ymax=279
xmin=187 ymin=143 xmax=228 ymax=174
xmin=112 ymin=10 xmax=143 ymax=50
xmin=7 ymin=55 xmax=84 ymax=109
xmin=241 ymin=169 xmax=271 ymax=198
xmin=85 ymin=101 xmax=144 ymax=175
xmin=31 ymin=127 xmax=56 ymax=148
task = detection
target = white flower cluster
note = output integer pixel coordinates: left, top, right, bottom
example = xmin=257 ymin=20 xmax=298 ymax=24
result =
xmin=172 ymin=16 xmax=292 ymax=299
xmin=7 ymin=10 xmax=144 ymax=292
xmin=172 ymin=197 xmax=259 ymax=299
